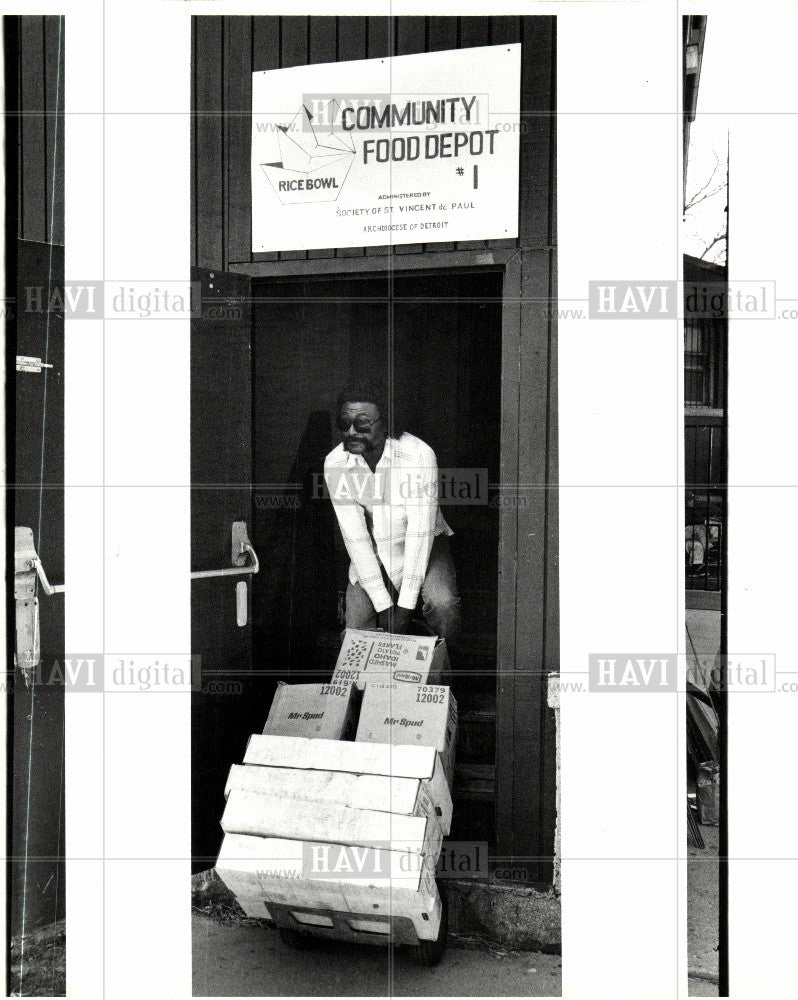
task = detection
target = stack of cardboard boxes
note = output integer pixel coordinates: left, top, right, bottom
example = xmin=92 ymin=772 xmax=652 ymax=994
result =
xmin=215 ymin=629 xmax=458 ymax=942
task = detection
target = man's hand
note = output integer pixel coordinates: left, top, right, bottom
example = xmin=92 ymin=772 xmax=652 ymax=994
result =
xmin=377 ymin=605 xmax=412 ymax=635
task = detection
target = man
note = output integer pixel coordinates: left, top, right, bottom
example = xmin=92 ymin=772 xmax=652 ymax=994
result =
xmin=324 ymin=386 xmax=461 ymax=644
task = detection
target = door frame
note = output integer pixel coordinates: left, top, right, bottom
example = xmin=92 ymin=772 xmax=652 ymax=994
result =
xmin=228 ymin=245 xmax=557 ymax=877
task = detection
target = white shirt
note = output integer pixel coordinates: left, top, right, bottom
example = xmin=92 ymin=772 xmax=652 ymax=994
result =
xmin=324 ymin=432 xmax=453 ymax=613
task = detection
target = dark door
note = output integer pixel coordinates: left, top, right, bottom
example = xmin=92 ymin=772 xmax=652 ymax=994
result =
xmin=11 ymin=242 xmax=66 ymax=934
xmin=191 ymin=267 xmax=258 ymax=869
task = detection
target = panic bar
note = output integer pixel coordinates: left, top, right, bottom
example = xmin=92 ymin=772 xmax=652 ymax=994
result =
xmin=191 ymin=542 xmax=259 ymax=580
xmin=31 ymin=557 xmax=66 ymax=596
xmin=191 ymin=521 xmax=260 ymax=580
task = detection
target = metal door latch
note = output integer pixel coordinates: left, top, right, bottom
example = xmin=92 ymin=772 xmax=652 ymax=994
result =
xmin=16 ymin=355 xmax=54 ymax=373
xmin=190 ymin=521 xmax=259 ymax=580
xmin=15 ymin=526 xmax=66 ymax=597
xmin=14 ymin=526 xmax=65 ymax=683
xmin=191 ymin=522 xmax=258 ymax=629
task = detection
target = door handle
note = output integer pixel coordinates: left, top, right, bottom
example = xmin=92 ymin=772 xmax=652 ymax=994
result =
xmin=191 ymin=521 xmax=260 ymax=580
xmin=31 ymin=555 xmax=66 ymax=596
xmin=14 ymin=526 xmax=65 ymax=682
xmin=15 ymin=527 xmax=65 ymax=595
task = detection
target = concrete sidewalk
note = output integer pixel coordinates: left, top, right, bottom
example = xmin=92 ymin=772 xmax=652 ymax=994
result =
xmin=686 ymin=608 xmax=721 ymax=996
xmin=688 ymin=823 xmax=720 ymax=994
xmin=192 ymin=913 xmax=562 ymax=997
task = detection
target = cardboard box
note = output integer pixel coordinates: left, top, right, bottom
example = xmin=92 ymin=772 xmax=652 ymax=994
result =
xmin=221 ymin=789 xmax=442 ymax=857
xmin=216 ymin=832 xmax=441 ymax=940
xmin=331 ymin=629 xmax=449 ymax=691
xmin=217 ymin=831 xmax=436 ymax=894
xmin=225 ymin=763 xmax=451 ymax=835
xmin=263 ymin=681 xmax=357 ymax=740
xmin=356 ymin=684 xmax=458 ymax=787
xmin=243 ymin=734 xmax=453 ymax=832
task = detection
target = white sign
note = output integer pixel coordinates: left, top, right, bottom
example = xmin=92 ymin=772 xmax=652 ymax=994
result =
xmin=251 ymin=44 xmax=521 ymax=252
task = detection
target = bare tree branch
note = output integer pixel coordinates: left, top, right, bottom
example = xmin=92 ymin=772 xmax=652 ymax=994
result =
xmin=700 ymin=231 xmax=727 ymax=261
xmin=685 ymin=183 xmax=726 ymax=214
xmin=684 ymin=152 xmax=725 ymax=213
xmin=684 ymin=146 xmax=727 ymax=264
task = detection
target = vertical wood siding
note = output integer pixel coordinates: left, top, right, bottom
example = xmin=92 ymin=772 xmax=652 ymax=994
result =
xmin=192 ymin=16 xmax=554 ymax=269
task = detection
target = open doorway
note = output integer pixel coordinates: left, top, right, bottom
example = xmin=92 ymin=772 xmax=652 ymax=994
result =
xmin=249 ymin=268 xmax=503 ymax=845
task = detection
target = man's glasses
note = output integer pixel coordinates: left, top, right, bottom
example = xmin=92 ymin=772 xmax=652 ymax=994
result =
xmin=336 ymin=415 xmax=381 ymax=434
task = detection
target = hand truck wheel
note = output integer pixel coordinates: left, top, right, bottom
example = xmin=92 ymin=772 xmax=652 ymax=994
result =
xmin=415 ymin=881 xmax=448 ymax=966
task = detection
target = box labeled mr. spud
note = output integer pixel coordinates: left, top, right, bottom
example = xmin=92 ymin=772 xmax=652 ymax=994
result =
xmin=263 ymin=681 xmax=357 ymax=740
xmin=355 ymin=683 xmax=458 ymax=786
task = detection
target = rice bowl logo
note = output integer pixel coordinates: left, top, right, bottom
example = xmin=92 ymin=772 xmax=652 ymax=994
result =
xmin=260 ymin=100 xmax=355 ymax=205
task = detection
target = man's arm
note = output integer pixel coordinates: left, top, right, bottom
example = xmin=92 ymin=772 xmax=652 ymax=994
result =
xmin=325 ymin=463 xmax=393 ymax=613
xmin=397 ymin=446 xmax=439 ymax=611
